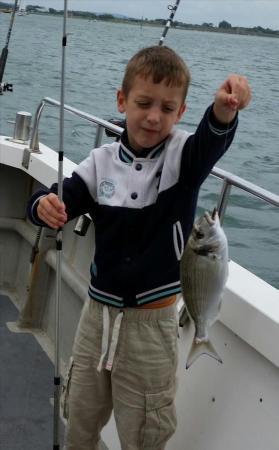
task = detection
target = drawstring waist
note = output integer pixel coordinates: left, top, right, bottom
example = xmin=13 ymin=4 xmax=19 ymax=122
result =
xmin=97 ymin=306 xmax=124 ymax=372
xmin=95 ymin=300 xmax=177 ymax=372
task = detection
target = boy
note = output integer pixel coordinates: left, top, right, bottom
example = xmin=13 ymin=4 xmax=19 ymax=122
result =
xmin=28 ymin=46 xmax=251 ymax=450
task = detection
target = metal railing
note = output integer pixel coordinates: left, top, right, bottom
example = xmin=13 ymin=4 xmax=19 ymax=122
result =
xmin=29 ymin=97 xmax=279 ymax=221
xmin=29 ymin=97 xmax=123 ymax=151
xmin=212 ymin=166 xmax=279 ymax=223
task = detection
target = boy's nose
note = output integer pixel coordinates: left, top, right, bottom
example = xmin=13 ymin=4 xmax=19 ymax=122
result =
xmin=146 ymin=107 xmax=161 ymax=124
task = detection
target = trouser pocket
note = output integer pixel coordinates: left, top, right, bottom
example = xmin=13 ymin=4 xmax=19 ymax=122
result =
xmin=141 ymin=383 xmax=177 ymax=449
xmin=61 ymin=357 xmax=74 ymax=420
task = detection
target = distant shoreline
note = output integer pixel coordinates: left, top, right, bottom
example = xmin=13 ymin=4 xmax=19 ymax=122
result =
xmin=174 ymin=24 xmax=279 ymax=39
xmin=33 ymin=12 xmax=279 ymax=39
xmin=1 ymin=6 xmax=278 ymax=39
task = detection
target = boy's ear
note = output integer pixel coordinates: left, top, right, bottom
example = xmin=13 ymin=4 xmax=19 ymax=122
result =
xmin=117 ymin=89 xmax=126 ymax=113
xmin=175 ymin=102 xmax=186 ymax=124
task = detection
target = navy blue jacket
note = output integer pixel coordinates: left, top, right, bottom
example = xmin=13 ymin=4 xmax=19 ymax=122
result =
xmin=28 ymin=105 xmax=237 ymax=307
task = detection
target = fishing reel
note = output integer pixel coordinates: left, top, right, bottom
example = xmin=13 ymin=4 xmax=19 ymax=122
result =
xmin=0 ymin=82 xmax=13 ymax=95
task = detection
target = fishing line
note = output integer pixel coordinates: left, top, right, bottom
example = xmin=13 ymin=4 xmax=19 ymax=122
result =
xmin=53 ymin=1 xmax=68 ymax=449
xmin=0 ymin=0 xmax=19 ymax=94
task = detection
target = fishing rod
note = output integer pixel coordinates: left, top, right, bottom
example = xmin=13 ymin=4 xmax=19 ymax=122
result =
xmin=0 ymin=0 xmax=19 ymax=94
xmin=53 ymin=1 xmax=67 ymax=448
xmin=159 ymin=0 xmax=181 ymax=46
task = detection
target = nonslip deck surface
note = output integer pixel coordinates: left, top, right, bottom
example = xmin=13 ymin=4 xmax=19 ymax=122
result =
xmin=0 ymin=294 xmax=64 ymax=450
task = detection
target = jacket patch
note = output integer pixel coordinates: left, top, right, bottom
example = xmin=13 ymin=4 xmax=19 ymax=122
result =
xmin=99 ymin=178 xmax=116 ymax=199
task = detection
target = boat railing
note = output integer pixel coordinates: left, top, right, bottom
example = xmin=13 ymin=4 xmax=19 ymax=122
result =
xmin=29 ymin=97 xmax=123 ymax=152
xmin=29 ymin=97 xmax=279 ymax=222
xmin=211 ymin=166 xmax=279 ymax=222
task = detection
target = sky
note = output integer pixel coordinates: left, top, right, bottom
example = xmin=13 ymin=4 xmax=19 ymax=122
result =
xmin=24 ymin=0 xmax=279 ymax=30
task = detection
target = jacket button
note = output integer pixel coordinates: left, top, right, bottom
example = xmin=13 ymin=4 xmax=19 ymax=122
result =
xmin=135 ymin=163 xmax=142 ymax=171
xmin=131 ymin=192 xmax=138 ymax=200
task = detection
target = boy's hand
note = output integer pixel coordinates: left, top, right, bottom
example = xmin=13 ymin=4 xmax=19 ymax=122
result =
xmin=37 ymin=193 xmax=68 ymax=229
xmin=213 ymin=74 xmax=252 ymax=124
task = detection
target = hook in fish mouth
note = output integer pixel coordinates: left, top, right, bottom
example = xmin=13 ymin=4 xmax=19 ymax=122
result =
xmin=204 ymin=208 xmax=218 ymax=225
xmin=211 ymin=207 xmax=218 ymax=219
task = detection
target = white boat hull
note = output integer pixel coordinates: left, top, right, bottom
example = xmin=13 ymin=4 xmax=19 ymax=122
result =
xmin=0 ymin=135 xmax=278 ymax=449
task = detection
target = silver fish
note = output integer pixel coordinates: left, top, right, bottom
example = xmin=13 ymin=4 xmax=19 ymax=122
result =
xmin=180 ymin=208 xmax=229 ymax=369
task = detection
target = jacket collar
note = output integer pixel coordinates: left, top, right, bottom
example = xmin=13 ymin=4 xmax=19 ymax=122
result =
xmin=119 ymin=128 xmax=166 ymax=164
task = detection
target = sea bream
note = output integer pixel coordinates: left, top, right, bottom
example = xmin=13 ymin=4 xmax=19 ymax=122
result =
xmin=180 ymin=208 xmax=229 ymax=369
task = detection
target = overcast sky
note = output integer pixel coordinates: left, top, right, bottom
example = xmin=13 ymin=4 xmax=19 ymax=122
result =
xmin=26 ymin=1 xmax=279 ymax=30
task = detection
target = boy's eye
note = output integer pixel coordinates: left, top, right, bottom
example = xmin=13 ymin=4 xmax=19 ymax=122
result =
xmin=163 ymin=106 xmax=175 ymax=113
xmin=136 ymin=101 xmax=150 ymax=108
xmin=135 ymin=101 xmax=176 ymax=113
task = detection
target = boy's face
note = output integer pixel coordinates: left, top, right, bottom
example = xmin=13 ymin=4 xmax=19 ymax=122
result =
xmin=117 ymin=75 xmax=186 ymax=151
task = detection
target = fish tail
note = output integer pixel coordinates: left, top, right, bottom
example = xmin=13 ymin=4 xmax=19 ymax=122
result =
xmin=186 ymin=338 xmax=223 ymax=369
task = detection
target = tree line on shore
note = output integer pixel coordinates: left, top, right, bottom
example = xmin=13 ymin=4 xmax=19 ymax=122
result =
xmin=1 ymin=2 xmax=278 ymax=38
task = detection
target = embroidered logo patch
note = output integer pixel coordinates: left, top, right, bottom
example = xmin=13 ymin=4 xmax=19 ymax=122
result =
xmin=99 ymin=179 xmax=115 ymax=198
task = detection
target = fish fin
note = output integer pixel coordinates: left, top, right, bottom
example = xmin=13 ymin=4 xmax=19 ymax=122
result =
xmin=179 ymin=306 xmax=189 ymax=327
xmin=194 ymin=244 xmax=219 ymax=256
xmin=186 ymin=339 xmax=223 ymax=369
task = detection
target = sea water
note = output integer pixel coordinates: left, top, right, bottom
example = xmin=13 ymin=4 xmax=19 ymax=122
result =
xmin=0 ymin=14 xmax=278 ymax=288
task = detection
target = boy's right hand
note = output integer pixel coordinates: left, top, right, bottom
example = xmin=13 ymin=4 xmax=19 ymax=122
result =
xmin=37 ymin=193 xmax=68 ymax=229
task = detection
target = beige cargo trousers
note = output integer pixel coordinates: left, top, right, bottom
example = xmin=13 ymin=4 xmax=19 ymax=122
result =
xmin=62 ymin=297 xmax=179 ymax=450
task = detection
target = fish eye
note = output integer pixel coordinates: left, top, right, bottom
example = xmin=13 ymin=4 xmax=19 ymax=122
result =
xmin=196 ymin=232 xmax=204 ymax=239
xmin=194 ymin=228 xmax=204 ymax=239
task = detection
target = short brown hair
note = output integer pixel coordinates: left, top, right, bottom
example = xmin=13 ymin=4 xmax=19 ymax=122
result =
xmin=122 ymin=45 xmax=191 ymax=101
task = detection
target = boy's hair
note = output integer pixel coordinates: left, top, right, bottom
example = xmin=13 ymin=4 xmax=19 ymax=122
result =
xmin=122 ymin=45 xmax=191 ymax=102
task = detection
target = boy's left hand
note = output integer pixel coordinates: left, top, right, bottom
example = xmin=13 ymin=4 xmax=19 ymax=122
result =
xmin=213 ymin=74 xmax=252 ymax=124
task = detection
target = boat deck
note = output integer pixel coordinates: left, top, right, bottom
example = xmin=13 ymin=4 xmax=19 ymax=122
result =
xmin=0 ymin=294 xmax=64 ymax=449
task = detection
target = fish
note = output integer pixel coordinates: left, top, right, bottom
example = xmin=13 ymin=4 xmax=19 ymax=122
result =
xmin=180 ymin=208 xmax=229 ymax=369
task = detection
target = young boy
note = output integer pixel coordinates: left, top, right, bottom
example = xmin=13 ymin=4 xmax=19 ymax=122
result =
xmin=28 ymin=46 xmax=251 ymax=450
